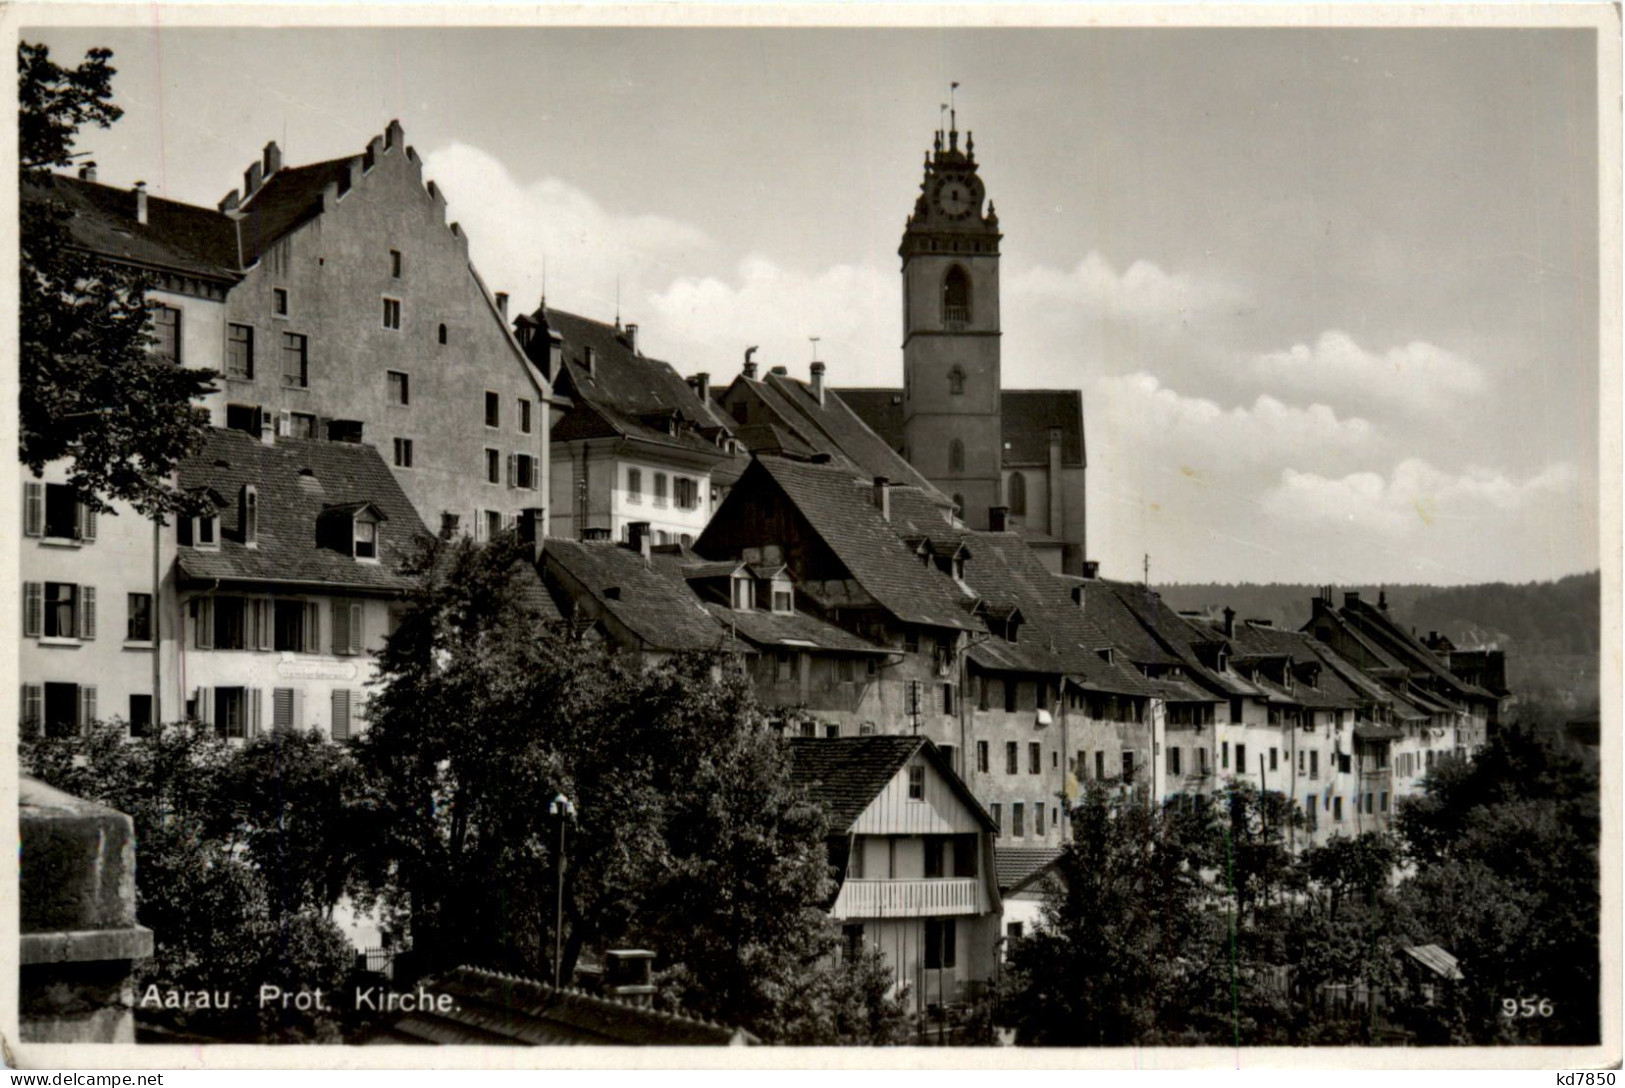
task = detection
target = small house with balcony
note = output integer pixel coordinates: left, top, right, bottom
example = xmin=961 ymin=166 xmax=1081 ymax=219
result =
xmin=786 ymin=735 xmax=1001 ymax=1019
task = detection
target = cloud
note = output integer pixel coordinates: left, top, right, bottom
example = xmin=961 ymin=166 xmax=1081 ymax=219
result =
xmin=1253 ymin=330 xmax=1487 ymax=414
xmin=1259 ymin=458 xmax=1579 ymax=538
xmin=1008 ymin=252 xmax=1250 ymax=327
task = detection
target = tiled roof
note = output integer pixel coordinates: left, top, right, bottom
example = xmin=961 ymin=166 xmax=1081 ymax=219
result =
xmin=541 ymin=308 xmax=735 ymax=460
xmin=544 ymin=538 xmax=747 ymax=653
xmin=1080 ymin=581 xmax=1188 ymax=669
xmin=834 ymin=387 xmax=1085 ymax=468
xmin=235 ymin=157 xmax=354 ymax=265
xmin=786 ymin=736 xmax=993 ymax=833
xmin=363 ymin=966 xmax=756 ymax=1046
xmin=995 ymin=846 xmax=1064 ymax=894
xmin=1340 ymin=597 xmax=1496 ymax=701
xmin=24 ymin=172 xmax=241 ymax=280
xmin=752 ymin=458 xmax=976 ymax=631
xmin=175 ymin=429 xmax=428 ymax=592
xmin=700 ymin=603 xmax=889 ymax=655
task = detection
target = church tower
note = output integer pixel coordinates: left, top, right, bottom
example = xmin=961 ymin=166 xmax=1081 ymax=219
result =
xmin=900 ymin=113 xmax=1003 ymax=529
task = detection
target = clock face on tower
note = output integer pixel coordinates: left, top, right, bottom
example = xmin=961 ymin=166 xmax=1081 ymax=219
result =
xmin=934 ymin=177 xmax=976 ymax=219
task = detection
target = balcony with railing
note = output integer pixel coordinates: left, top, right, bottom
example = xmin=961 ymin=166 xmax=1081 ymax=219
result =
xmin=832 ymin=878 xmax=982 ymax=920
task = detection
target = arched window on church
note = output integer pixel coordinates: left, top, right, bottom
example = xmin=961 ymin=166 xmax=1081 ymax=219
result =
xmin=949 ymin=439 xmax=965 ymax=473
xmin=942 ymin=266 xmax=971 ymax=326
xmin=948 ymin=366 xmax=965 ymax=396
xmin=1008 ymin=471 xmax=1027 ymax=516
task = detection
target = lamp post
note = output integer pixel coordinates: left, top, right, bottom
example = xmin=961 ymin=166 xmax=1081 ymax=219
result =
xmin=550 ymin=793 xmax=576 ymax=988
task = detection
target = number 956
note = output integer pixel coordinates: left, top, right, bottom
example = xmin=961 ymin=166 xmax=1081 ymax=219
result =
xmin=1502 ymin=997 xmax=1554 ymax=1018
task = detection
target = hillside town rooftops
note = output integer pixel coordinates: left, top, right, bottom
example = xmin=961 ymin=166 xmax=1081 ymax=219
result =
xmin=544 ymin=538 xmax=748 ymax=653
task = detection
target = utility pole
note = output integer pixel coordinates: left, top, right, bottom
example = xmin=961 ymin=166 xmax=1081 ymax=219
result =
xmin=550 ymin=793 xmax=576 ymax=988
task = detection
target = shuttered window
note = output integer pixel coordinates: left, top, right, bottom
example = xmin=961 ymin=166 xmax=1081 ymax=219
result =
xmin=23 ymin=482 xmax=42 ymax=536
xmin=21 ymin=684 xmax=42 ymax=733
xmin=332 ymin=689 xmax=352 ymax=741
xmin=332 ymin=601 xmax=363 ymax=655
xmin=273 ymin=687 xmax=300 ymax=732
xmin=23 ymin=582 xmax=42 ymax=637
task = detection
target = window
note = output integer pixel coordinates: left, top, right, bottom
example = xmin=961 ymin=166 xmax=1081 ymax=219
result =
xmin=273 ymin=287 xmax=289 ymax=316
xmin=1236 ymin=743 xmax=1247 ymax=775
xmin=485 ymin=391 xmax=500 ymax=427
xmin=275 ymin=600 xmax=319 ymax=653
xmin=1306 ymin=795 xmax=1318 ymax=830
xmin=836 ymin=657 xmax=855 ymax=683
xmin=330 ymin=599 xmax=364 ymax=655
xmin=127 ymin=593 xmax=153 ymax=642
xmin=1007 ymin=471 xmax=1027 ymax=517
xmin=949 ymin=439 xmax=965 ymax=473
xmin=1122 ymin=751 xmax=1135 ymax=783
xmin=1310 ymin=750 xmax=1319 ymax=780
xmin=942 ymin=265 xmax=971 ymax=325
xmin=1028 ymin=742 xmax=1041 ymax=775
xmin=1167 ymin=746 xmax=1182 ymax=776
xmin=1095 ymin=751 xmax=1106 ymax=781
xmin=627 ymin=468 xmax=642 ymax=503
xmin=1006 ymin=741 xmax=1018 ymax=775
xmin=948 ymin=366 xmax=965 ymax=395
xmin=287 ymin=412 xmax=316 ymax=439
xmin=390 ymin=249 xmax=402 ymax=278
xmin=212 ymin=597 xmax=246 ymax=650
xmin=924 ymin=919 xmax=957 ymax=970
xmin=1270 ymin=747 xmax=1278 ymax=772
xmin=1381 ymin=791 xmax=1389 ymax=813
xmin=825 ymin=723 xmax=839 ymax=738
xmin=513 ymin=453 xmax=536 ymax=489
xmin=383 ymin=298 xmax=402 ymax=330
xmin=354 ymin=518 xmax=378 ymax=561
xmin=128 ymin=694 xmax=152 ymax=737
xmin=388 ymin=371 xmax=410 ymax=405
xmin=731 ymin=577 xmax=754 ymax=611
xmin=28 ymin=482 xmax=95 ymax=542
xmin=1222 ymin=741 xmax=1229 ymax=770
xmin=773 ymin=588 xmax=793 ymax=614
xmin=485 ymin=510 xmax=502 ymax=540
xmin=1004 ymin=678 xmax=1017 ymax=713
xmin=907 ymin=764 xmax=925 ymax=801
xmin=519 ymin=398 xmax=533 ymax=433
xmin=1333 ymin=796 xmax=1344 ymax=822
xmin=674 ymin=476 xmax=699 ymax=510
xmin=28 ymin=581 xmax=91 ymax=640
xmin=270 ymin=688 xmax=300 ymax=732
xmin=393 ymin=438 xmax=413 ymax=468
xmin=486 ymin=449 xmax=501 ymax=484
xmin=942 ymin=682 xmax=954 ymax=714
xmin=653 ymin=473 xmax=668 ymax=508
xmin=281 ymin=332 xmax=308 ymax=387
xmin=152 ymin=305 xmax=181 ymax=363
xmin=214 ymin=686 xmax=248 ymax=739
xmin=1012 ymin=802 xmax=1026 ymax=838
xmin=843 ymin=925 xmax=864 ymax=963
xmin=976 ymin=740 xmax=989 ymax=773
xmin=774 ymin=650 xmax=795 ymax=682
xmin=226 ymin=324 xmax=254 ymax=379
xmin=1035 ymin=800 xmax=1046 ymax=836
xmin=990 ymin=803 xmax=1002 ymax=834
xmin=30 ymin=682 xmax=94 ymax=738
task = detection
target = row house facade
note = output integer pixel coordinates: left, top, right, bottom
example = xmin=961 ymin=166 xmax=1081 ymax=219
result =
xmin=515 ymin=305 xmax=740 ymax=545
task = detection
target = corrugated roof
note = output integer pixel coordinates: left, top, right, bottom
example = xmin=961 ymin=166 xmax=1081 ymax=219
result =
xmin=834 ymin=387 xmax=1085 ymax=468
xmin=363 ymin=966 xmax=756 ymax=1045
xmin=174 ymin=429 xmax=428 ymax=592
xmin=752 ymin=458 xmax=976 ymax=632
xmin=544 ymin=539 xmax=747 ymax=653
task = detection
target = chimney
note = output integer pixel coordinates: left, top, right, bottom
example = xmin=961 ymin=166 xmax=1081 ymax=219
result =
xmin=217 ymin=188 xmax=240 ymax=214
xmin=743 ymin=346 xmax=759 ymax=379
xmin=133 ymin=181 xmax=148 ymax=225
xmin=244 ymin=160 xmax=264 ymax=198
xmin=771 ymin=365 xmax=788 ymax=376
xmin=1344 ymin=591 xmax=1361 ymax=608
xmin=691 ymin=372 xmax=711 ymax=403
xmin=810 ymin=361 xmax=826 ymax=405
xmin=495 ymin=292 xmax=509 ymax=320
xmin=77 ymin=162 xmax=97 ymax=182
xmin=262 ymin=140 xmax=282 ymax=177
xmin=628 ymin=521 xmax=652 ymax=562
xmin=1223 ymin=607 xmax=1236 ymax=638
xmin=623 ymin=323 xmax=638 ymax=353
xmin=872 ymin=477 xmax=890 ymax=522
xmin=518 ymin=507 xmax=546 ymax=565
xmin=1082 ymin=560 xmax=1100 ymax=580
xmin=988 ymin=505 xmax=1009 ymax=532
xmin=1379 ymin=589 xmax=1389 ymax=613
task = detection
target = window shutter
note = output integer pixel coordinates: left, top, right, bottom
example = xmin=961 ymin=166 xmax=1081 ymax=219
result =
xmin=195 ymin=598 xmax=214 ymax=649
xmin=249 ymin=688 xmax=263 ymax=736
xmin=80 ymin=685 xmax=97 ymax=729
xmin=23 ymin=483 xmax=43 ymax=537
xmin=293 ymin=689 xmax=306 ymax=731
xmin=196 ymin=686 xmax=213 ymax=727
xmin=80 ymin=503 xmax=97 ymax=542
xmin=273 ymin=688 xmax=294 ymax=732
xmin=278 ymin=410 xmax=291 ymax=437
xmin=332 ymin=688 xmax=351 ymax=741
xmin=348 ymin=603 xmax=364 ymax=654
xmin=332 ymin=600 xmax=351 ymax=655
xmin=305 ymin=602 xmax=320 ymax=652
xmin=506 ymin=454 xmax=516 ymax=488
xmin=23 ymin=582 xmax=42 ymax=637
xmin=22 ymin=684 xmax=43 ymax=733
xmin=78 ymin=586 xmax=96 ymax=640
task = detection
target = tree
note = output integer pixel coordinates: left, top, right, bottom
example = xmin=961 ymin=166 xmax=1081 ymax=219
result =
xmin=355 ymin=533 xmax=909 ymax=1043
xmin=19 ymin=41 xmax=218 ymax=518
xmin=22 ymin=720 xmax=356 ymax=1042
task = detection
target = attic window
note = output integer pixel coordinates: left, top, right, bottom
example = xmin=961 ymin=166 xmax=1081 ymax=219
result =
xmin=771 ymin=586 xmax=793 ymax=614
xmin=1098 ymin=647 xmax=1114 ymax=666
xmin=353 ymin=515 xmax=379 ymax=561
xmin=732 ymin=575 xmax=754 ymax=611
xmin=907 ymin=764 xmax=925 ymax=801
xmin=241 ymin=486 xmax=258 ymax=548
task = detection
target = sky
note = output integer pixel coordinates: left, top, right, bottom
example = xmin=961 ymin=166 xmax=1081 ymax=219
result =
xmin=25 ymin=24 xmax=1603 ymax=586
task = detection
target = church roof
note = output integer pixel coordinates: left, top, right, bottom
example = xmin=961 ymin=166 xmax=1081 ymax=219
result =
xmin=834 ymin=387 xmax=1085 ymax=470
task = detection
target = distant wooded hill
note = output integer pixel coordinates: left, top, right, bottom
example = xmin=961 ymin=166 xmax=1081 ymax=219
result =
xmin=1154 ymin=572 xmax=1600 ymax=711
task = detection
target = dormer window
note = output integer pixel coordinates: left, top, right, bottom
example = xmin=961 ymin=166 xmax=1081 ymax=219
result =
xmin=731 ymin=575 xmax=754 ymax=611
xmin=771 ymin=585 xmax=793 ymax=614
xmin=354 ymin=516 xmax=378 ymax=561
xmin=319 ymin=502 xmax=387 ymax=563
xmin=1098 ymin=647 xmax=1115 ymax=666
xmin=193 ymin=514 xmax=219 ymax=550
xmin=241 ymin=485 xmax=258 ymax=548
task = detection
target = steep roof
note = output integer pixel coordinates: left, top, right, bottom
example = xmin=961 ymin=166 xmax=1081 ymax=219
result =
xmin=751 ymin=458 xmax=975 ymax=631
xmin=175 ymin=429 xmax=428 ymax=592
xmin=363 ymin=966 xmax=756 ymax=1046
xmin=544 ymin=538 xmax=747 ymax=654
xmin=834 ymin=387 xmax=1085 ymax=468
xmin=1339 ymin=596 xmax=1496 ymax=701
xmin=24 ymin=172 xmax=241 ymax=281
xmin=235 ymin=156 xmax=355 ymax=265
xmin=786 ymin=735 xmax=994 ymax=833
xmin=996 ymin=846 xmax=1064 ymax=895
xmin=541 ymin=308 xmax=735 ymax=460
